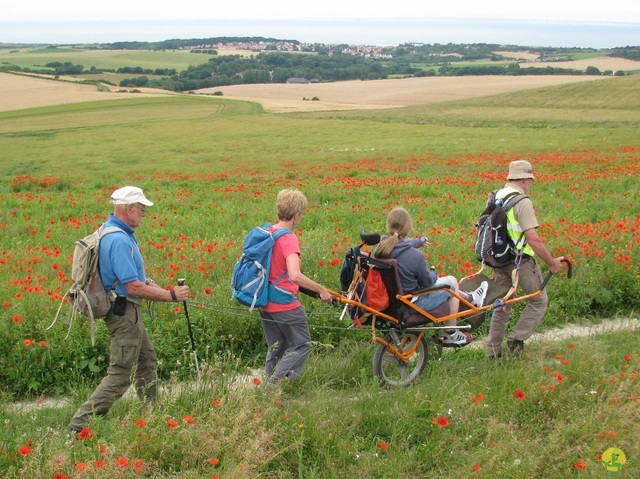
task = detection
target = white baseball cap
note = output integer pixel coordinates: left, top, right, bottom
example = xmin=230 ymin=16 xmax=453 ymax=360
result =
xmin=110 ymin=186 xmax=154 ymax=206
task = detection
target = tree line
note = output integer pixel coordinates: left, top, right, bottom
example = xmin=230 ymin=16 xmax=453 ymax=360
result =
xmin=118 ymin=51 xmax=625 ymax=91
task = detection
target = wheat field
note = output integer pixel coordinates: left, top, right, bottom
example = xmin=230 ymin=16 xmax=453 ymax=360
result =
xmin=0 ymin=71 xmax=612 ymax=114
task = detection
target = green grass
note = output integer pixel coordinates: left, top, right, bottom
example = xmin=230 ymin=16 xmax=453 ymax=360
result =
xmin=0 ymin=47 xmax=214 ymax=72
xmin=294 ymin=75 xmax=640 ymax=129
xmin=1 ymin=332 xmax=638 ymax=478
xmin=0 ymin=96 xmax=247 ymax=135
xmin=0 ymin=71 xmax=638 ymax=477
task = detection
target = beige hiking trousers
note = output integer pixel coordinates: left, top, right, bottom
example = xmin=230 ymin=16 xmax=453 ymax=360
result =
xmin=485 ymin=256 xmax=548 ymax=358
xmin=68 ymin=300 xmax=157 ymax=432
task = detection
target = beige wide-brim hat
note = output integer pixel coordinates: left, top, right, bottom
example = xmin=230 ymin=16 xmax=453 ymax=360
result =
xmin=110 ymin=186 xmax=154 ymax=206
xmin=507 ymin=160 xmax=535 ymax=180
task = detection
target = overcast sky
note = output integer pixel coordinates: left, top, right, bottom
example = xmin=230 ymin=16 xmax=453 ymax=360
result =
xmin=3 ymin=1 xmax=639 ymax=47
xmin=6 ymin=0 xmax=640 ymax=23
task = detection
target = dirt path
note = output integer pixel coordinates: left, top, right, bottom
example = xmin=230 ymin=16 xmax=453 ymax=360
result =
xmin=5 ymin=317 xmax=637 ymax=413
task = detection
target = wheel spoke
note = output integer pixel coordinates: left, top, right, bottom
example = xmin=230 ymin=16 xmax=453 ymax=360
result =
xmin=382 ymin=353 xmax=400 ymax=366
xmin=373 ymin=331 xmax=429 ymax=387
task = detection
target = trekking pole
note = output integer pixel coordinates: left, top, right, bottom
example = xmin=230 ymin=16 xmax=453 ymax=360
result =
xmin=178 ymin=278 xmax=201 ymax=381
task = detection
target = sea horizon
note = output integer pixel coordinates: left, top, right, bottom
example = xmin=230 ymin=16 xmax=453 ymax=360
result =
xmin=2 ymin=18 xmax=639 ymax=49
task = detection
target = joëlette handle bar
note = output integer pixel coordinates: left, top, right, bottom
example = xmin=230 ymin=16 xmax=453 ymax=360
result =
xmin=299 ymin=286 xmax=320 ymax=298
xmin=539 ymin=257 xmax=572 ymax=292
xmin=299 ymin=286 xmax=342 ymax=307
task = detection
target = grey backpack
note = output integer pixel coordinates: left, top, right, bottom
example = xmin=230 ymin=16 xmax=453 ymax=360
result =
xmin=48 ymin=225 xmax=125 ymax=344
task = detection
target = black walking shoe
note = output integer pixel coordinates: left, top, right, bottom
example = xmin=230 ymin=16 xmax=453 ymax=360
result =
xmin=507 ymin=339 xmax=525 ymax=357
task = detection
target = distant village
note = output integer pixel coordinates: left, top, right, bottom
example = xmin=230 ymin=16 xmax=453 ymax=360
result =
xmin=190 ymin=40 xmax=395 ymax=59
xmin=187 ymin=39 xmax=572 ymax=62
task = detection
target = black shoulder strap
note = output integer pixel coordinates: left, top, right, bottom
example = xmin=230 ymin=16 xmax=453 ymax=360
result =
xmin=503 ymin=193 xmax=528 ymax=212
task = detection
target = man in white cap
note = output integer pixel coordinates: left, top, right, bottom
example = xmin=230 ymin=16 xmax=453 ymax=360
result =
xmin=485 ymin=161 xmax=564 ymax=358
xmin=68 ymin=186 xmax=190 ymax=434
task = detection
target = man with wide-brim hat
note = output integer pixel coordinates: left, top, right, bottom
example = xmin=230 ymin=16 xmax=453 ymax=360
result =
xmin=485 ymin=160 xmax=565 ymax=359
xmin=507 ymin=159 xmax=536 ymax=181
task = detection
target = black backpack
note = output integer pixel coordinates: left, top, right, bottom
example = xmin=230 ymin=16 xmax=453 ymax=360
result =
xmin=339 ymin=245 xmax=370 ymax=323
xmin=474 ymin=190 xmax=528 ymax=268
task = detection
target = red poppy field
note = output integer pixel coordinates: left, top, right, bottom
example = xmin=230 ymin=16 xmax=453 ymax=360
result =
xmin=2 ymin=149 xmax=638 ymax=391
xmin=0 ymin=76 xmax=639 ymax=478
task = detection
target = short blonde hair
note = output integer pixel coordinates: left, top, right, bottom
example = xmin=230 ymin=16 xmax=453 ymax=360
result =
xmin=276 ymin=189 xmax=307 ymax=221
xmin=374 ymin=207 xmax=413 ymax=258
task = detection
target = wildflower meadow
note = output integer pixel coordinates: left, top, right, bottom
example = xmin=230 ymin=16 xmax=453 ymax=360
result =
xmin=0 ymin=74 xmax=638 ymax=478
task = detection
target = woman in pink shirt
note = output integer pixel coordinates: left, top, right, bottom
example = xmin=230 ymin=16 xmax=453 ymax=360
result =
xmin=259 ymin=189 xmax=333 ymax=382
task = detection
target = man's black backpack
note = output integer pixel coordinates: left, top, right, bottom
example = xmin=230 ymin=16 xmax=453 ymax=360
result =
xmin=474 ymin=190 xmax=528 ymax=268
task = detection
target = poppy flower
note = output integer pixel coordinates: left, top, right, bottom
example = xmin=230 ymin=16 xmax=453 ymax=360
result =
xmin=18 ymin=445 xmax=31 ymax=456
xmin=77 ymin=427 xmax=94 ymax=440
xmin=514 ymin=389 xmax=526 ymax=400
xmin=76 ymin=462 xmax=89 ymax=473
xmin=182 ymin=415 xmax=195 ymax=425
xmin=94 ymin=460 xmax=105 ymax=468
xmin=253 ymin=377 xmax=261 ymax=386
xmin=471 ymin=393 xmax=486 ymax=403
xmin=574 ymin=460 xmax=587 ymax=470
xmin=624 ymin=354 xmax=632 ymax=362
xmin=166 ymin=418 xmax=179 ymax=429
xmin=379 ymin=442 xmax=389 ymax=451
xmin=12 ymin=314 xmax=21 ymax=323
xmin=136 ymin=419 xmax=147 ymax=427
xmin=208 ymin=457 xmax=220 ymax=466
xmin=432 ymin=416 xmax=450 ymax=428
xmin=117 ymin=457 xmax=129 ymax=467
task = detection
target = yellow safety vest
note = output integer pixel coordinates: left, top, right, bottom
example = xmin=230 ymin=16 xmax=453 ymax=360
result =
xmin=495 ymin=186 xmax=535 ymax=257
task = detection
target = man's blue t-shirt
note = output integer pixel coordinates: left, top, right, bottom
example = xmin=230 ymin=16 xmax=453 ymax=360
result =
xmin=98 ymin=215 xmax=145 ymax=298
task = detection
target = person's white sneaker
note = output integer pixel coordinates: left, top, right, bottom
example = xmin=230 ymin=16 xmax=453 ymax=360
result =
xmin=440 ymin=330 xmax=473 ymax=347
xmin=469 ymin=281 xmax=489 ymax=307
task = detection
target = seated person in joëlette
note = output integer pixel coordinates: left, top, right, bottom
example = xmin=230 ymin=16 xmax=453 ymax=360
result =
xmin=373 ymin=206 xmax=488 ymax=347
